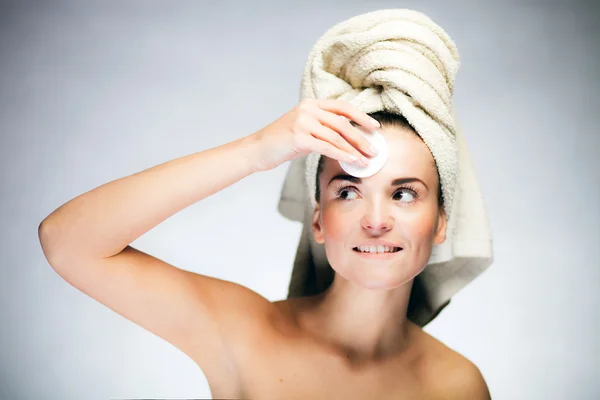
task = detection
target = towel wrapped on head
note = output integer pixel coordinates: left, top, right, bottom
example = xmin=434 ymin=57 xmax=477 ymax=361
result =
xmin=277 ymin=9 xmax=493 ymax=327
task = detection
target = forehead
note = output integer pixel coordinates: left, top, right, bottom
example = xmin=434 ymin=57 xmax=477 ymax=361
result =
xmin=321 ymin=125 xmax=437 ymax=182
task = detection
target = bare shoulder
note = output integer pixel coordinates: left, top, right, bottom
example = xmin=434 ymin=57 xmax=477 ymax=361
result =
xmin=416 ymin=329 xmax=491 ymax=400
xmin=435 ymin=352 xmax=490 ymax=400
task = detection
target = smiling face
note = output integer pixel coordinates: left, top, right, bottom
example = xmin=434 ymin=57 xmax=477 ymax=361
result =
xmin=311 ymin=124 xmax=447 ymax=290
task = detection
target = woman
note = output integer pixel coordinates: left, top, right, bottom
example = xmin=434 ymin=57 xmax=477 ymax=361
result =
xmin=38 ymin=9 xmax=492 ymax=400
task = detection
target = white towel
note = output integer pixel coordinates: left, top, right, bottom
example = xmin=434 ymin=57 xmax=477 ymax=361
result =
xmin=277 ymin=9 xmax=493 ymax=326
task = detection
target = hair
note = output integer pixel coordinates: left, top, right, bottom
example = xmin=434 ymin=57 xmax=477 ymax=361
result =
xmin=314 ymin=111 xmax=444 ymax=210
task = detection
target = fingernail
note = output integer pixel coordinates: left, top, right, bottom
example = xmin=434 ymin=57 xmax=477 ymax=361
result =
xmin=348 ymin=154 xmax=358 ymax=162
xmin=361 ymin=156 xmax=370 ymax=165
xmin=370 ymin=118 xmax=380 ymax=127
xmin=370 ymin=145 xmax=378 ymax=155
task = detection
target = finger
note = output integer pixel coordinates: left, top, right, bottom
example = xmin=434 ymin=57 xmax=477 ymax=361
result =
xmin=315 ymin=107 xmax=377 ymax=157
xmin=306 ymin=119 xmax=368 ymax=165
xmin=315 ymin=99 xmax=380 ymax=131
xmin=298 ymin=133 xmax=362 ymax=165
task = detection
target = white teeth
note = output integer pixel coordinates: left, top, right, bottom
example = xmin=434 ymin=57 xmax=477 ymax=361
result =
xmin=356 ymin=245 xmax=399 ymax=253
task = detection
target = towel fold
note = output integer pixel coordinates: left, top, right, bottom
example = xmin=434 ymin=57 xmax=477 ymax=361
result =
xmin=277 ymin=9 xmax=493 ymax=326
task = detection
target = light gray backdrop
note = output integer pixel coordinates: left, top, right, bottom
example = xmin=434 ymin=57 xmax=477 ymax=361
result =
xmin=1 ymin=0 xmax=599 ymax=399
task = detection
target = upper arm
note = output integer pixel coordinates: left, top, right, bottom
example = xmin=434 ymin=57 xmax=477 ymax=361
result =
xmin=46 ymin=244 xmax=272 ymax=384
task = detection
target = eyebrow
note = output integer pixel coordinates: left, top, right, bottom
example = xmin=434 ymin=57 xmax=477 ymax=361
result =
xmin=327 ymin=174 xmax=429 ymax=190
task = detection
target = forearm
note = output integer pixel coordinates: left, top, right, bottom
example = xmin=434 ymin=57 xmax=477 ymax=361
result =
xmin=39 ymin=133 xmax=263 ymax=264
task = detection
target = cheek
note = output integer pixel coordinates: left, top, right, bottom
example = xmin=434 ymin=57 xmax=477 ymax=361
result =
xmin=402 ymin=209 xmax=439 ymax=241
xmin=321 ymin=210 xmax=351 ymax=241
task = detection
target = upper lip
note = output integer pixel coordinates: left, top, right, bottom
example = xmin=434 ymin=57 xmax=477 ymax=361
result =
xmin=352 ymin=241 xmax=403 ymax=249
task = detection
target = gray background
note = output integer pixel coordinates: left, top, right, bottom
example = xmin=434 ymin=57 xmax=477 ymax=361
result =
xmin=1 ymin=0 xmax=599 ymax=399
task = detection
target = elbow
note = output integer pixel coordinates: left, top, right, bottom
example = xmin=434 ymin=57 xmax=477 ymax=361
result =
xmin=38 ymin=220 xmax=67 ymax=269
xmin=38 ymin=219 xmax=53 ymax=255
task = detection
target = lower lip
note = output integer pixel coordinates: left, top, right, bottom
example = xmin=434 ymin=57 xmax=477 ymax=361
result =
xmin=352 ymin=249 xmax=403 ymax=259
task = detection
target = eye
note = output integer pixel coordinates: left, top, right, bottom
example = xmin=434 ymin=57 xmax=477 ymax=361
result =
xmin=393 ymin=187 xmax=418 ymax=203
xmin=335 ymin=186 xmax=359 ymax=200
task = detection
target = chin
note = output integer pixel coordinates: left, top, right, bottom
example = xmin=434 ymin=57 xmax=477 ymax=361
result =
xmin=332 ymin=261 xmax=420 ymax=291
xmin=326 ymin=247 xmax=430 ymax=290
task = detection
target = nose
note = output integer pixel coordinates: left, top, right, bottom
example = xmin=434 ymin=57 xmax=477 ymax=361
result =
xmin=360 ymin=200 xmax=394 ymax=234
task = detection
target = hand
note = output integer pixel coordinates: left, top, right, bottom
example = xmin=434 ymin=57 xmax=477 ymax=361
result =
xmin=250 ymin=99 xmax=381 ymax=171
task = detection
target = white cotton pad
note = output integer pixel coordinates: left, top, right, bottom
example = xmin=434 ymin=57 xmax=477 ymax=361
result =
xmin=338 ymin=128 xmax=388 ymax=178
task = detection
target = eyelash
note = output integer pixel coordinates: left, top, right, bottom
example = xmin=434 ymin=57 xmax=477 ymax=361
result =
xmin=333 ymin=184 xmax=420 ymax=202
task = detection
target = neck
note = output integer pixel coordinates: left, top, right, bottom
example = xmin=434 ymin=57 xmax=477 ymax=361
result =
xmin=300 ymin=274 xmax=416 ymax=363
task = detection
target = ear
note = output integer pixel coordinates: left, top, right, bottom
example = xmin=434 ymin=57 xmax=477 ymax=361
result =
xmin=433 ymin=207 xmax=447 ymax=245
xmin=312 ymin=203 xmax=325 ymax=244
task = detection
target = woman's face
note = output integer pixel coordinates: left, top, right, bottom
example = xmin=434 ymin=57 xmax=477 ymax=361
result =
xmin=312 ymin=125 xmax=447 ymax=290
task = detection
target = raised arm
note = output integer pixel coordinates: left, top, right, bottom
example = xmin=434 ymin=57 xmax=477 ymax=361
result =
xmin=38 ymin=134 xmax=276 ymax=391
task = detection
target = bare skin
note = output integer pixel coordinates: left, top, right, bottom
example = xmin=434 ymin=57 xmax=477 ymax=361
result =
xmin=190 ymin=290 xmax=487 ymax=399
xmin=38 ymin=100 xmax=490 ymax=399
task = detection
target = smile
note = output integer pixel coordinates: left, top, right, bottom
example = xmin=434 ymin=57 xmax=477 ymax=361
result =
xmin=352 ymin=246 xmax=403 ymax=255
